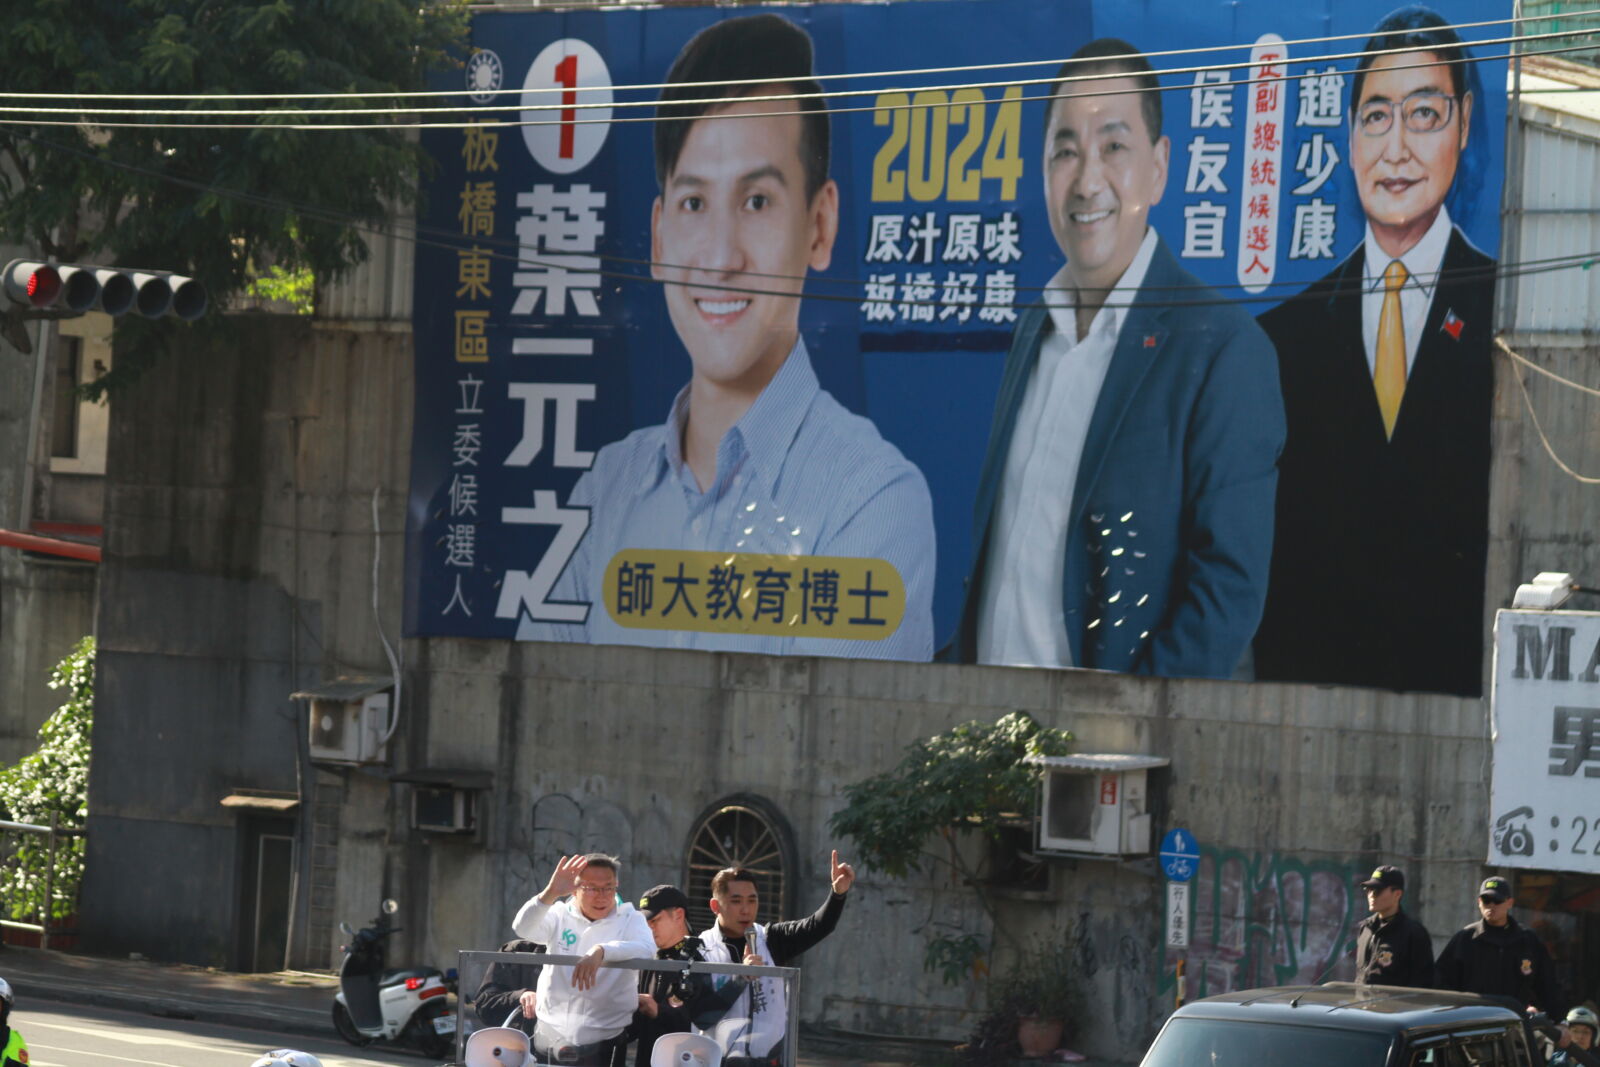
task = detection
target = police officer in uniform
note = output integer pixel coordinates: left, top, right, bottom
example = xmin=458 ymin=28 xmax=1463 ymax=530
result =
xmin=0 ymin=978 xmax=29 ymax=1067
xmin=1436 ymin=876 xmax=1564 ymax=1018
xmin=631 ymin=885 xmax=745 ymax=1067
xmin=1354 ymin=865 xmax=1435 ymax=987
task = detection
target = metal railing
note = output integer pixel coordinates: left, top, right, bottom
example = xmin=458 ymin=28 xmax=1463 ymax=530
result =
xmin=455 ymin=948 xmax=802 ymax=1067
xmin=0 ymin=812 xmax=85 ymax=951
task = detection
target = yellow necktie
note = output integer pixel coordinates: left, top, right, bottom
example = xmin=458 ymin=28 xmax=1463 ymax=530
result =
xmin=1374 ymin=260 xmax=1408 ymax=440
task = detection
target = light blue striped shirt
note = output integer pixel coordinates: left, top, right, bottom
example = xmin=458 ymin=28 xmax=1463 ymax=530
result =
xmin=517 ymin=338 xmax=935 ymax=660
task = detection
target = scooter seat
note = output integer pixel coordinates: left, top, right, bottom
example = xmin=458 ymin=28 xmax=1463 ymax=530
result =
xmin=379 ymin=966 xmax=442 ymax=987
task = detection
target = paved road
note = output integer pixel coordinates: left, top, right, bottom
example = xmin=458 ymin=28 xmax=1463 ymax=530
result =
xmin=15 ymin=998 xmax=437 ymax=1067
xmin=13 ymin=994 xmax=945 ymax=1067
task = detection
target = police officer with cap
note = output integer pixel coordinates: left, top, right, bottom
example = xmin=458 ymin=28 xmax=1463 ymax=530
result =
xmin=1354 ymin=865 xmax=1434 ymax=987
xmin=631 ymin=885 xmax=744 ymax=1067
xmin=1436 ymin=876 xmax=1564 ymax=1019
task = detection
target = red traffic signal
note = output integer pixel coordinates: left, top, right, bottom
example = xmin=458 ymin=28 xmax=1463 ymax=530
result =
xmin=3 ymin=259 xmax=207 ymax=320
xmin=4 ymin=261 xmax=61 ymax=309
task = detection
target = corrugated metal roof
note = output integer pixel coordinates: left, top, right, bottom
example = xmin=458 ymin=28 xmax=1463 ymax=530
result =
xmin=317 ymin=214 xmax=414 ymax=322
xmin=220 ymin=791 xmax=300 ymax=811
xmin=1512 ymin=67 xmax=1600 ymax=339
xmin=1025 ymin=753 xmax=1170 ymax=771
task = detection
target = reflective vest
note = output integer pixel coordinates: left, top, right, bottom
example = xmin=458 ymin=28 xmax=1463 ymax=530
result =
xmin=2 ymin=1026 xmax=27 ymax=1066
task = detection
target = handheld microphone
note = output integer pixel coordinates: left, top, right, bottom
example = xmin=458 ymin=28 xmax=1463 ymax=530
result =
xmin=744 ymin=928 xmax=759 ymax=961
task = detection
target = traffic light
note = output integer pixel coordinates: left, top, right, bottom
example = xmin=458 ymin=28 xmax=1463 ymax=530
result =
xmin=2 ymin=259 xmax=207 ymax=321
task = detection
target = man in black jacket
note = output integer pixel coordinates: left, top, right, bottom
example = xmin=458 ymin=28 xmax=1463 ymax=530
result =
xmin=474 ymin=938 xmax=543 ymax=1036
xmin=697 ymin=853 xmax=855 ymax=1066
xmin=1436 ymin=876 xmax=1564 ymax=1018
xmin=1354 ymin=865 xmax=1434 ymax=987
xmin=631 ymin=885 xmax=746 ymax=1067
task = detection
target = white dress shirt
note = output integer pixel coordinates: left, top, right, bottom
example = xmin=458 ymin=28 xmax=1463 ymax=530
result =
xmin=978 ymin=228 xmax=1159 ymax=668
xmin=1360 ymin=205 xmax=1453 ymax=378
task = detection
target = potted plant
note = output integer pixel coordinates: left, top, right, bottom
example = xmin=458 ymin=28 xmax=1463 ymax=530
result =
xmin=993 ymin=939 xmax=1077 ymax=1059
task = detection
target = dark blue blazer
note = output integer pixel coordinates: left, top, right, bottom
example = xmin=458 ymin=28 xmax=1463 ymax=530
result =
xmin=951 ymin=236 xmax=1285 ymax=678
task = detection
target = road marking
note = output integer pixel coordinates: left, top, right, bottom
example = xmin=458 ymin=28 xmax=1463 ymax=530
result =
xmin=28 ymin=1041 xmax=193 ymax=1067
xmin=26 ymin=1019 xmax=222 ymax=1049
xmin=22 ymin=1012 xmax=409 ymax=1066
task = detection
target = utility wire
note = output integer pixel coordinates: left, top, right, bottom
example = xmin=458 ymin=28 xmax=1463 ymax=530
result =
xmin=1495 ymin=337 xmax=1600 ymax=485
xmin=4 ymin=20 xmax=1598 ymax=119
xmin=1 ymin=7 xmax=1593 ymax=104
xmin=11 ymin=121 xmax=1598 ymax=309
xmin=6 ymin=42 xmax=1598 ymax=132
xmin=2 ymin=34 xmax=1596 ymax=131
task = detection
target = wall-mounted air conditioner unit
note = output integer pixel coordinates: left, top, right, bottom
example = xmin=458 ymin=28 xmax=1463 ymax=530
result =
xmin=1025 ymin=753 xmax=1169 ymax=858
xmin=292 ymin=679 xmax=393 ymax=765
xmin=413 ymin=786 xmax=475 ymax=834
xmin=391 ymin=768 xmax=494 ymax=838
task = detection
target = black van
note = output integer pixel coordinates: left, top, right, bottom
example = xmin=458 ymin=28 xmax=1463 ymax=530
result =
xmin=1140 ymin=983 xmax=1536 ymax=1067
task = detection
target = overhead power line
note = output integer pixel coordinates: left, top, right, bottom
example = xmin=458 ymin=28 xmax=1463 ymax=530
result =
xmin=1 ymin=38 xmax=1595 ymax=132
xmin=8 ymin=106 xmax=1599 ymax=313
xmin=0 ymin=20 xmax=1592 ymax=118
xmin=0 ymin=7 xmax=1593 ymax=104
xmin=12 ymin=116 xmax=1599 ymax=310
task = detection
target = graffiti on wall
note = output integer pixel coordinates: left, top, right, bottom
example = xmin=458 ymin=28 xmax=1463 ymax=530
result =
xmin=1159 ymin=846 xmax=1363 ymax=1000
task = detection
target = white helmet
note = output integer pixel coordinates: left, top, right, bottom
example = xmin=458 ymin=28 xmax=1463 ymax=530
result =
xmin=1567 ymin=1006 xmax=1600 ymax=1034
xmin=0 ymin=977 xmax=13 ymax=1007
xmin=250 ymin=1052 xmax=324 ymax=1067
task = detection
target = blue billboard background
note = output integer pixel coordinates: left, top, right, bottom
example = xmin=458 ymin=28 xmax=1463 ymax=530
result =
xmin=404 ymin=0 xmax=1507 ymax=678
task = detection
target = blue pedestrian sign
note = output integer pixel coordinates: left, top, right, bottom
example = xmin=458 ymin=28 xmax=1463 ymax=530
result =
xmin=1161 ymin=828 xmax=1200 ymax=882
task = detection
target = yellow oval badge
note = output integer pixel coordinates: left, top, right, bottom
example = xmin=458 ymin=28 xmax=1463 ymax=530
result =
xmin=602 ymin=550 xmax=905 ymax=640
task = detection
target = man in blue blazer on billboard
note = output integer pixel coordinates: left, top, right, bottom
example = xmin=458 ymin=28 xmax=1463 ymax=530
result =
xmin=951 ymin=39 xmax=1285 ymax=679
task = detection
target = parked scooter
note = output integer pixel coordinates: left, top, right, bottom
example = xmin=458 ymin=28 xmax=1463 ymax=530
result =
xmin=332 ymin=898 xmax=457 ymax=1059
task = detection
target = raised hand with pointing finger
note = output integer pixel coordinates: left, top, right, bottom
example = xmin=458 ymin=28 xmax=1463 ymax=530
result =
xmin=830 ymin=849 xmax=855 ymax=895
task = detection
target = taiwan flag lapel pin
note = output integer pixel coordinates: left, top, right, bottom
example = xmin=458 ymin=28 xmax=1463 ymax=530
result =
xmin=1441 ymin=308 xmax=1465 ymax=340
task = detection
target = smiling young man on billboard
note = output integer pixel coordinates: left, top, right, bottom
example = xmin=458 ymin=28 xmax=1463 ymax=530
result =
xmin=519 ymin=13 xmax=935 ymax=661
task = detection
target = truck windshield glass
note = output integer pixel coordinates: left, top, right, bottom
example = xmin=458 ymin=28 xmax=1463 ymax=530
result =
xmin=1143 ymin=1018 xmax=1391 ymax=1067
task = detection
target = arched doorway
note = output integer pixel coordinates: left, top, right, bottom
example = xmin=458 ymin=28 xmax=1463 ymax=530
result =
xmin=683 ymin=794 xmax=797 ymax=936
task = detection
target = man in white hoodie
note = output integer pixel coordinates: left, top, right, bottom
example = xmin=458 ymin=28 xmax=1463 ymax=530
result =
xmin=513 ymin=853 xmax=655 ymax=1065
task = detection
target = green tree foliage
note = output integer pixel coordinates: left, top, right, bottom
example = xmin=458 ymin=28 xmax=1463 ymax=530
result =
xmin=0 ymin=636 xmax=94 ymax=923
xmin=0 ymin=0 xmax=467 ymax=390
xmin=830 ymin=711 xmax=1074 ymax=986
xmin=829 ymin=710 xmax=1074 ymax=878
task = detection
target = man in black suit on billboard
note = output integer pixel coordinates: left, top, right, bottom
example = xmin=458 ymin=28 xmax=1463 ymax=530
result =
xmin=1254 ymin=6 xmax=1495 ymax=696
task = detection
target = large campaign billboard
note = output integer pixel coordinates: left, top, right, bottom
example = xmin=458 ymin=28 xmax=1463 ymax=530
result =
xmin=405 ymin=0 xmax=1507 ymax=695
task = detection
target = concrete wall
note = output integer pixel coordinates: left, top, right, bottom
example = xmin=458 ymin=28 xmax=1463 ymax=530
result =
xmin=80 ymin=310 xmax=1600 ymax=1060
xmin=401 ymin=638 xmax=1492 ymax=1058
xmin=0 ymin=311 xmax=98 ymax=770
xmin=0 ymin=554 xmax=96 ymax=766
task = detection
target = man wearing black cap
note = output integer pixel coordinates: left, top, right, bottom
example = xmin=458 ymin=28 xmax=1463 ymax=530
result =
xmin=1354 ymin=865 xmax=1434 ymax=987
xmin=631 ymin=885 xmax=745 ymax=1067
xmin=1436 ymin=876 xmax=1564 ymax=1019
